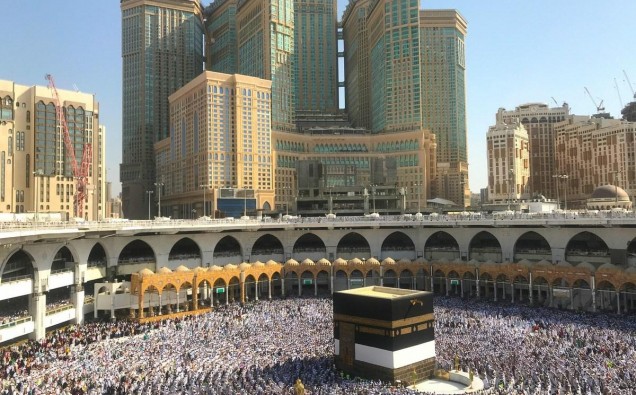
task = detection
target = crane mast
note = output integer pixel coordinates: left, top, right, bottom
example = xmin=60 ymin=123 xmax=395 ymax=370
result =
xmin=45 ymin=74 xmax=92 ymax=219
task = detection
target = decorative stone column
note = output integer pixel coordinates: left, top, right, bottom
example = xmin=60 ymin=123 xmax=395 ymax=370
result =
xmin=528 ymin=272 xmax=533 ymax=305
xmin=29 ymin=292 xmax=46 ymax=341
xmin=71 ymin=284 xmax=85 ymax=324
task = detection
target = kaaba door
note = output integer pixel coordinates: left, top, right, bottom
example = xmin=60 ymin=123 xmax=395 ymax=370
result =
xmin=340 ymin=322 xmax=355 ymax=367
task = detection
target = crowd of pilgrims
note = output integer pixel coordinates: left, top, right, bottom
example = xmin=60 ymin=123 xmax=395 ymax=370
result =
xmin=1 ymin=296 xmax=635 ymax=394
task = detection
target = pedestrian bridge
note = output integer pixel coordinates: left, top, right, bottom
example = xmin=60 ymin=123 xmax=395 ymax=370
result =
xmin=1 ymin=212 xmax=636 ymax=343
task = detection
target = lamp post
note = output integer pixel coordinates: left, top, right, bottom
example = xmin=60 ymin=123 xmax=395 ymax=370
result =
xmin=145 ymin=190 xmax=154 ymax=220
xmin=508 ymin=169 xmax=514 ymax=211
xmin=191 ymin=209 xmax=196 ymax=219
xmin=371 ymin=184 xmax=377 ymax=213
xmin=415 ymin=182 xmax=421 ymax=214
xmin=243 ymin=186 xmax=248 ymax=218
xmin=552 ymin=174 xmax=561 ymax=210
xmin=199 ymin=184 xmax=208 ymax=218
xmin=614 ymin=171 xmax=621 ymax=208
xmin=154 ymin=182 xmax=164 ymax=218
xmin=33 ymin=169 xmax=43 ymax=222
xmin=552 ymin=174 xmax=568 ymax=211
xmin=561 ymin=175 xmax=569 ymax=211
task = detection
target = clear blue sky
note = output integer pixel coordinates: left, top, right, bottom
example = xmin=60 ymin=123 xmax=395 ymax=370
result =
xmin=3 ymin=0 xmax=636 ymax=196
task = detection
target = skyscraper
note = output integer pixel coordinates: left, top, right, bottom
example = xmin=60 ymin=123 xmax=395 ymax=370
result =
xmin=120 ymin=0 xmax=204 ymax=219
xmin=294 ymin=0 xmax=339 ymax=114
xmin=236 ymin=0 xmax=295 ymax=132
xmin=341 ymin=0 xmax=371 ymax=129
xmin=204 ymin=0 xmax=238 ymax=74
xmin=420 ymin=10 xmax=468 ymax=207
xmin=342 ymin=2 xmax=468 ymax=206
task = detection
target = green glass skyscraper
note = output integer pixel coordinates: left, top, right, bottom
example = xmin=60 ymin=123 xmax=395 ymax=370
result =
xmin=204 ymin=0 xmax=238 ymax=74
xmin=294 ymin=0 xmax=339 ymax=113
xmin=121 ymin=0 xmax=204 ymax=219
xmin=420 ymin=10 xmax=468 ymax=206
xmin=236 ymin=0 xmax=295 ymax=132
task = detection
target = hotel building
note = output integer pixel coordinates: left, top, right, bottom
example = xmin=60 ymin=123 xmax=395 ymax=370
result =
xmin=554 ymin=116 xmax=636 ymax=208
xmin=486 ymin=117 xmax=530 ymax=203
xmin=155 ymin=71 xmax=274 ymax=218
xmin=0 ymin=79 xmax=105 ymax=221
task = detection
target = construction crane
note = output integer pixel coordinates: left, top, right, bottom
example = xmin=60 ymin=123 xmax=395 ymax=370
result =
xmin=614 ymin=78 xmax=624 ymax=108
xmin=45 ymin=74 xmax=92 ymax=219
xmin=584 ymin=87 xmax=605 ymax=113
xmin=624 ymin=70 xmax=636 ymax=99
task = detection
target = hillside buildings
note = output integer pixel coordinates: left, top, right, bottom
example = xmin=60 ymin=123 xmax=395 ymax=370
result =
xmin=0 ymin=80 xmax=105 ymax=220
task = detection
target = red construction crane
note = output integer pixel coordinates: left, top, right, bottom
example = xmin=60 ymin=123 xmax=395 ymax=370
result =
xmin=45 ymin=74 xmax=92 ymax=219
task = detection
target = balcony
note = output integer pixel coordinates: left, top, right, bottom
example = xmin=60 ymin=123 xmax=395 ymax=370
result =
xmin=0 ymin=317 xmax=34 ymax=344
xmin=0 ymin=277 xmax=33 ymax=302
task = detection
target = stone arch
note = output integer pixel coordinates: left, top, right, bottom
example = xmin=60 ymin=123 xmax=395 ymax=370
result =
xmin=398 ymin=268 xmax=415 ymax=290
xmin=336 ymin=232 xmax=371 ymax=259
xmin=513 ymin=231 xmax=552 ymax=262
xmin=565 ymin=232 xmax=609 ymax=265
xmin=168 ymin=237 xmax=202 ymax=265
xmin=88 ymin=243 xmax=108 ymax=267
xmin=424 ymin=231 xmax=459 ymax=261
xmin=300 ymin=270 xmax=314 ymax=295
xmin=292 ymin=233 xmax=326 ymax=261
xmin=51 ymin=246 xmax=75 ymax=272
xmin=381 ymin=231 xmax=415 ymax=260
xmin=244 ymin=274 xmax=257 ymax=301
xmin=350 ymin=269 xmax=364 ymax=288
xmin=252 ymin=234 xmax=284 ymax=262
xmin=119 ymin=240 xmax=156 ymax=264
xmin=0 ymin=249 xmax=36 ymax=282
xmin=213 ymin=236 xmax=243 ymax=262
xmin=469 ymin=231 xmax=502 ymax=262
xmin=384 ymin=269 xmax=398 ymax=287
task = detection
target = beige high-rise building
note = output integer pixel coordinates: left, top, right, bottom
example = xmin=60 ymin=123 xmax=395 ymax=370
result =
xmin=486 ymin=119 xmax=530 ymax=203
xmin=155 ymin=71 xmax=274 ymax=219
xmin=497 ymin=103 xmax=570 ymax=199
xmin=0 ymin=79 xmax=105 ymax=220
xmin=554 ymin=116 xmax=636 ymax=208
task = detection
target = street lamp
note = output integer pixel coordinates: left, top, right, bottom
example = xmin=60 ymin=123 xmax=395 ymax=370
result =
xmin=33 ymin=169 xmax=43 ymax=222
xmin=552 ymin=174 xmax=561 ymax=210
xmin=191 ymin=209 xmax=197 ymax=219
xmin=154 ymin=182 xmax=164 ymax=218
xmin=415 ymin=182 xmax=421 ymax=214
xmin=199 ymin=184 xmax=209 ymax=218
xmin=552 ymin=174 xmax=568 ymax=211
xmin=371 ymin=184 xmax=377 ymax=213
xmin=508 ymin=169 xmax=515 ymax=211
xmin=145 ymin=190 xmax=154 ymax=220
xmin=614 ymin=171 xmax=622 ymax=208
xmin=242 ymin=186 xmax=249 ymax=218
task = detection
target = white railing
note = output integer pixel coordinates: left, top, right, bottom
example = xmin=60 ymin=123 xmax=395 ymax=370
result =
xmin=0 ymin=211 xmax=635 ymax=238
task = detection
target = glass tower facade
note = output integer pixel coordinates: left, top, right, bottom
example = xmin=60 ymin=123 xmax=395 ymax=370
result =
xmin=294 ymin=0 xmax=338 ymax=113
xmin=237 ymin=0 xmax=295 ymax=132
xmin=419 ymin=10 xmax=468 ymax=205
xmin=120 ymin=0 xmax=204 ymax=219
xmin=204 ymin=0 xmax=238 ymax=74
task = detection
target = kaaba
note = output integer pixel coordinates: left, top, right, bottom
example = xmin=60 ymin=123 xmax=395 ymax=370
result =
xmin=333 ymin=286 xmax=435 ymax=384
